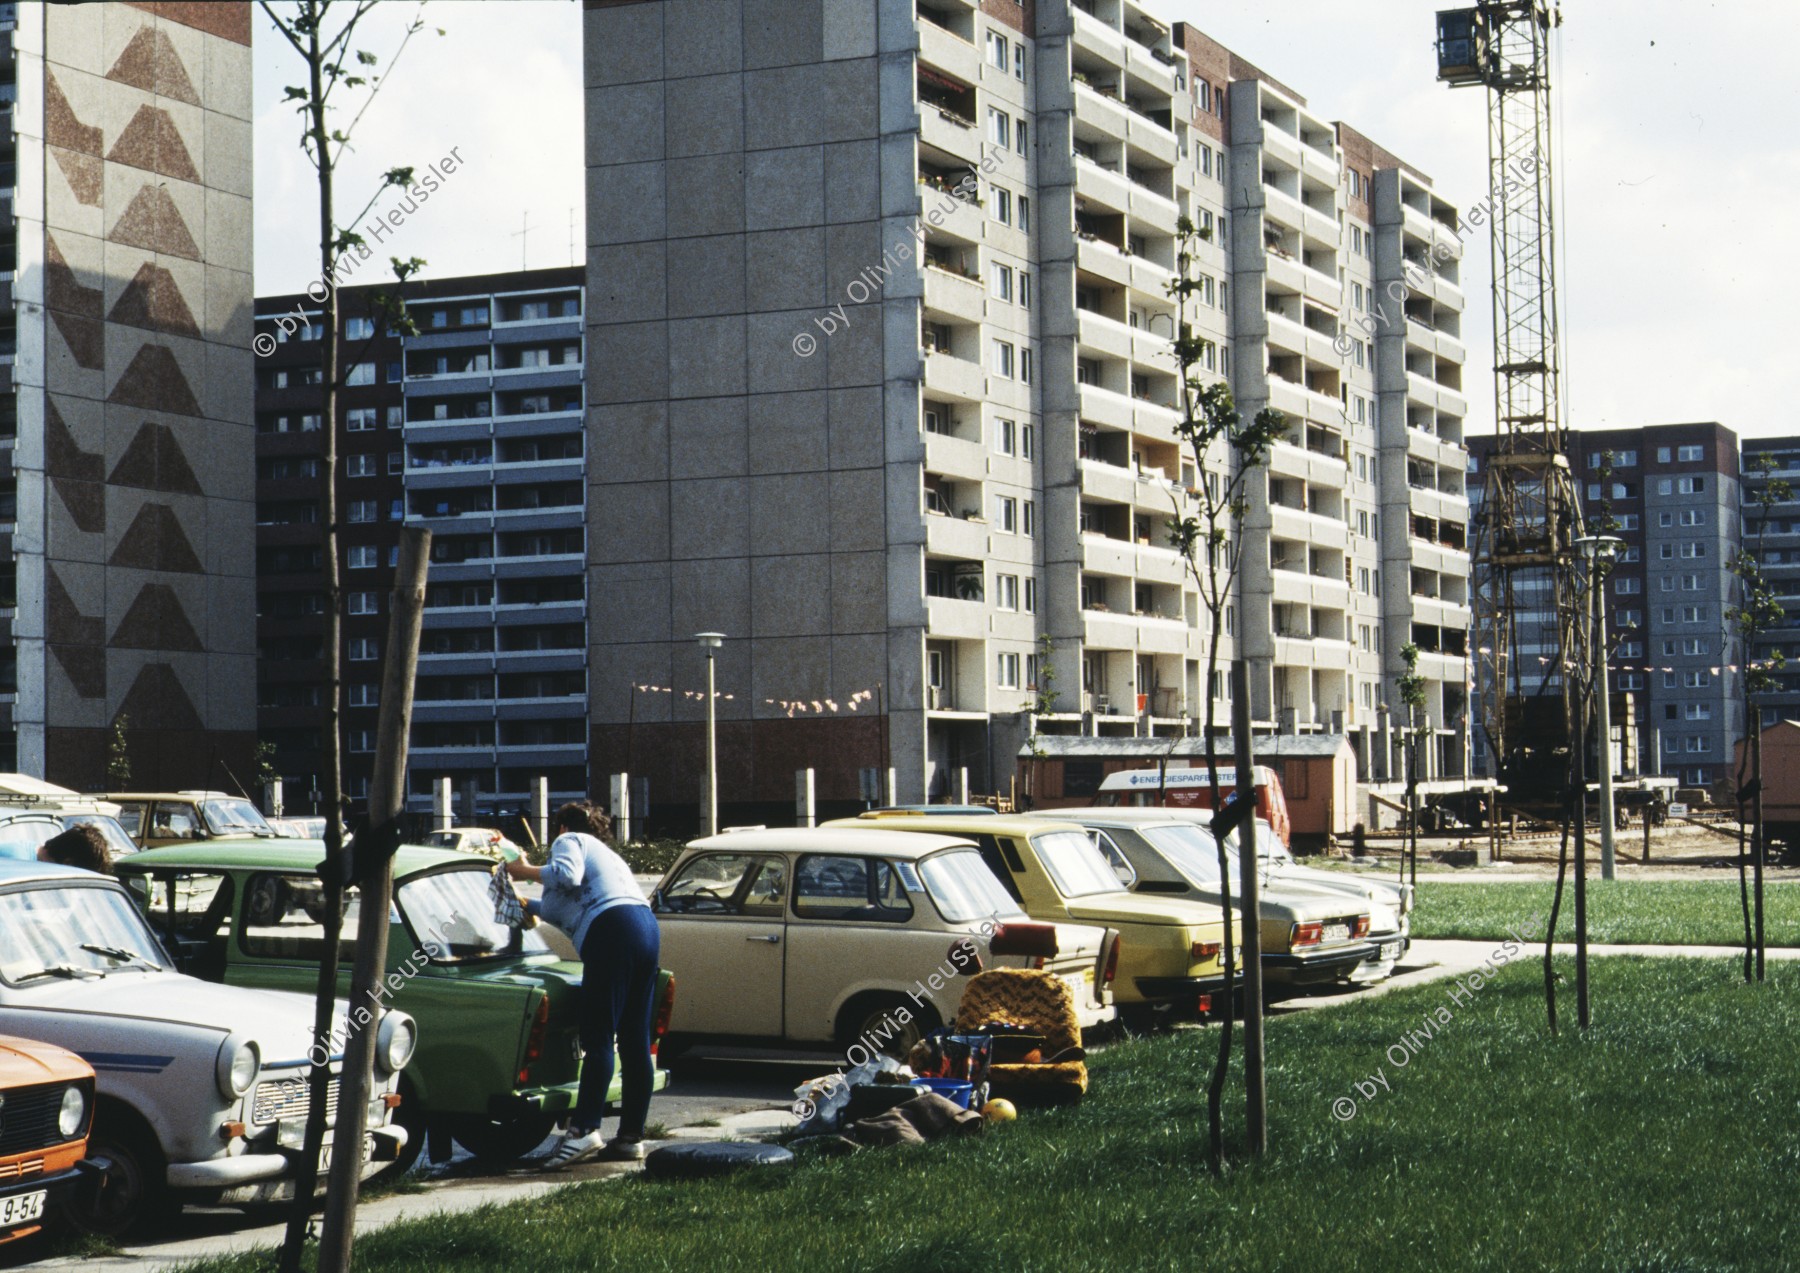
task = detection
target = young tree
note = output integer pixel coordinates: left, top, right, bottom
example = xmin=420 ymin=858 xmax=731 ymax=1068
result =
xmin=1396 ymin=643 xmax=1428 ymax=887
xmin=105 ymin=714 xmax=131 ymax=789
xmin=258 ymin=4 xmax=433 ymax=1268
xmin=1163 ymin=214 xmax=1285 ymax=1171
xmin=1728 ymin=454 xmax=1789 ymax=984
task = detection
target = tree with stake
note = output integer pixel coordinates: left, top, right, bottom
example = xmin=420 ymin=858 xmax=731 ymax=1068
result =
xmin=258 ymin=4 xmax=435 ymax=1269
xmin=1396 ymin=643 xmax=1427 ymax=889
xmin=1163 ymin=214 xmax=1285 ymax=1171
xmin=1729 ymin=454 xmax=1788 ymax=985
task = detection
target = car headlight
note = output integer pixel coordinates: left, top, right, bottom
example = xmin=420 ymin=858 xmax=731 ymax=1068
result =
xmin=376 ymin=1012 xmax=417 ymax=1075
xmin=58 ymin=1085 xmax=88 ymax=1139
xmin=216 ymin=1035 xmax=260 ymax=1100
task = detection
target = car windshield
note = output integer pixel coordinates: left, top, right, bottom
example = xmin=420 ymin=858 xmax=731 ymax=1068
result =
xmin=1254 ymin=823 xmax=1294 ymax=866
xmin=0 ymin=820 xmax=62 ymax=861
xmin=1140 ymin=823 xmax=1250 ymax=888
xmin=200 ymin=799 xmax=276 ymax=837
xmin=63 ymin=814 xmax=140 ymax=859
xmin=918 ymin=849 xmax=1027 ymax=923
xmin=0 ymin=883 xmax=171 ymax=984
xmin=1032 ymin=830 xmax=1125 ymax=898
xmin=397 ymin=867 xmax=549 ymax=964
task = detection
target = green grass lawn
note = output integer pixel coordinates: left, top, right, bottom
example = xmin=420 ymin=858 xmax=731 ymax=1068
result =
xmin=179 ymin=958 xmax=1800 ymax=1273
xmin=1411 ymin=879 xmax=1800 ymax=947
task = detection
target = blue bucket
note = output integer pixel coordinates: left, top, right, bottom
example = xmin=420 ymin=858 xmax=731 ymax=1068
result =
xmin=913 ymin=1077 xmax=974 ymax=1109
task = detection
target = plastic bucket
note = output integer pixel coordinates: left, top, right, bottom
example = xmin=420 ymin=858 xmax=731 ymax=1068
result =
xmin=912 ymin=1077 xmax=974 ymax=1109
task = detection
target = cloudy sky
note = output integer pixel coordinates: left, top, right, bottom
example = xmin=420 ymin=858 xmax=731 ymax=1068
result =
xmin=254 ymin=1 xmax=1800 ymax=440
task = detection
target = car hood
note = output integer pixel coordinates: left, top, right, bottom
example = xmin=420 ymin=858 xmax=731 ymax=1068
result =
xmin=1058 ymin=890 xmax=1222 ymax=929
xmin=1270 ymin=865 xmax=1407 ymax=908
xmin=0 ymin=1033 xmax=91 ymax=1082
xmin=440 ymin=954 xmax=583 ymax=992
xmin=19 ymin=970 xmax=334 ymax=1066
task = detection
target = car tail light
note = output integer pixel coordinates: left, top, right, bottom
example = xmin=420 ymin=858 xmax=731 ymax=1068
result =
xmin=519 ymin=994 xmax=549 ymax=1084
xmin=1195 ymin=993 xmax=1213 ymax=1015
xmin=1191 ymin=940 xmax=1221 ymax=961
xmin=1292 ymin=922 xmax=1323 ymax=948
xmin=1353 ymin=915 xmax=1371 ymax=938
xmin=651 ymin=975 xmax=676 ymax=1057
xmin=989 ymin=921 xmax=1059 ymax=959
xmin=1102 ymin=935 xmax=1120 ymax=985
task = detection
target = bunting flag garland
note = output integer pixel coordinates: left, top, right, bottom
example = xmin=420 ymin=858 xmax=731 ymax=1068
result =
xmin=632 ymin=684 xmax=882 ymax=718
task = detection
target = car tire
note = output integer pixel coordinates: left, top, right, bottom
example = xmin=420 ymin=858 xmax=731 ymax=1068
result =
xmin=448 ymin=1112 xmax=556 ymax=1164
xmin=835 ymin=993 xmax=936 ymax=1061
xmin=64 ymin=1105 xmax=169 ymax=1240
xmin=368 ymin=1078 xmax=427 ymax=1185
xmin=245 ymin=875 xmax=290 ymax=927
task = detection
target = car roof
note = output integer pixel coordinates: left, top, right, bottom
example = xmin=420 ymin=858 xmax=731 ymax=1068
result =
xmin=116 ymin=840 xmax=474 ymax=875
xmin=1038 ymin=807 xmax=1218 ymax=829
xmin=0 ymin=859 xmax=112 ymax=886
xmin=683 ymin=827 xmax=978 ymax=860
xmin=826 ymin=812 xmax=1088 ymax=837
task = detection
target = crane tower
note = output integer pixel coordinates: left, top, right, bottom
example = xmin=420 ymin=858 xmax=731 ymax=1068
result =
xmin=1436 ymin=2 xmax=1583 ymax=796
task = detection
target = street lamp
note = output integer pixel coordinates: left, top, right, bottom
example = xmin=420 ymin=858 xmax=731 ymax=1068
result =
xmin=695 ymin=633 xmax=724 ymax=836
xmin=1575 ymin=535 xmax=1624 ymax=880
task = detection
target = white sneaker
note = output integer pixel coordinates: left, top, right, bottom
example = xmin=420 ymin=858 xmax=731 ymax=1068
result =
xmin=597 ymin=1137 xmax=645 ymax=1163
xmin=545 ymin=1128 xmax=606 ymax=1169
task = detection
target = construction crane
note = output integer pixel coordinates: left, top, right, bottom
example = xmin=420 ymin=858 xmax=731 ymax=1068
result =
xmin=1436 ymin=2 xmax=1583 ymax=800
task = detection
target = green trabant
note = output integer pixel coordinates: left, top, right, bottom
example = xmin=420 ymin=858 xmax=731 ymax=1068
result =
xmin=116 ymin=842 xmax=672 ymax=1173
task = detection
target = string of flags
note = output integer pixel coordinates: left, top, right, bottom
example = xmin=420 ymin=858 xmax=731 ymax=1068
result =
xmin=633 ymin=683 xmax=736 ymax=702
xmin=634 ymin=685 xmax=881 ymax=718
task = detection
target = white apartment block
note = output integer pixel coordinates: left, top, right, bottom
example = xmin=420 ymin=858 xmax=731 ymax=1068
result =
xmin=583 ymin=0 xmax=1471 ymax=814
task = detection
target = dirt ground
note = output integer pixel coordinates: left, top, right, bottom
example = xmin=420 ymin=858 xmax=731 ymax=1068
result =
xmin=1325 ymin=817 xmax=1800 ymax=881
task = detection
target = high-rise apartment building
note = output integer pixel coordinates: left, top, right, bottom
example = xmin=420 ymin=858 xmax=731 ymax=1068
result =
xmin=1469 ymin=423 xmax=1741 ymax=787
xmin=584 ymin=0 xmax=1469 ymax=816
xmin=1736 ymin=437 xmax=1796 ymax=734
xmin=9 ymin=1 xmax=256 ymax=787
xmin=253 ymin=268 xmax=588 ymax=814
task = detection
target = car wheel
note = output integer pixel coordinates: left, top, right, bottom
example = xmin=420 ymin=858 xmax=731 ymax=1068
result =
xmin=449 ymin=1112 xmax=556 ymax=1164
xmin=245 ymin=875 xmax=290 ymax=927
xmin=367 ymin=1079 xmax=427 ymax=1185
xmin=65 ymin=1111 xmax=168 ymax=1240
xmin=301 ymin=891 xmax=350 ymax=926
xmin=836 ymin=993 xmax=936 ymax=1060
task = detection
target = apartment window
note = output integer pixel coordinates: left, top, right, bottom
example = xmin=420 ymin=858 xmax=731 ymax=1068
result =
xmin=1015 ymin=43 xmax=1026 ymax=81
xmin=346 ymin=406 xmax=377 ymax=432
xmin=348 ymin=638 xmax=379 ymax=661
xmin=1019 ymin=271 xmax=1032 ymax=309
xmin=347 ymin=499 xmax=379 ymax=523
xmin=1686 ymin=702 xmax=1712 ymax=720
xmin=996 ymin=573 xmax=1020 ymax=611
xmin=1199 ymin=81 xmax=1211 ymax=112
xmin=997 ymin=652 xmax=1021 ymax=690
xmin=1679 ymin=542 xmax=1706 ymax=559
xmin=1678 ymin=445 xmax=1703 ymax=462
xmin=1021 ymin=423 xmax=1036 ymax=460
xmin=1016 ymin=120 xmax=1028 ymax=156
xmin=1682 ymin=605 xmax=1707 ymax=623
xmin=349 ymin=729 xmax=376 ymax=754
xmin=1614 ymin=449 xmax=1638 ymax=467
xmin=346 ymin=362 xmax=375 ymax=386
xmin=386 ymin=405 xmax=404 ymax=428
xmin=993 ymin=264 xmax=1013 ymax=302
xmin=988 ymin=107 xmax=1010 ymax=150
xmin=1023 ymin=500 xmax=1036 ymax=537
xmin=1618 ymin=514 xmax=1639 ymax=529
xmin=1018 ymin=196 xmax=1030 ymax=232
xmin=996 ymin=418 xmax=1017 ymax=456
xmin=1656 ymin=479 xmax=1671 ymax=496
xmin=1682 ymin=573 xmax=1701 ymax=590
xmin=1681 ymin=509 xmax=1706 ymax=526
xmin=1618 ymin=673 xmax=1644 ymax=691
xmin=386 ymin=361 xmax=404 ymax=382
xmin=1678 ymin=476 xmax=1705 ymax=494
xmin=1619 ymin=641 xmax=1644 ymax=659
xmin=1659 ymin=512 xmax=1674 ymax=528
xmin=1616 ymin=609 xmax=1640 ymax=628
xmin=1684 ymin=670 xmax=1711 ymax=688
xmin=1024 ymin=577 xmax=1038 ymax=614
xmin=1660 ymin=606 xmax=1676 ymax=623
xmin=1656 ymin=447 xmax=1672 ymax=463
xmin=987 ymin=30 xmax=1008 ymax=69
xmin=1614 ymin=577 xmax=1640 ymax=595
xmin=348 ymin=683 xmax=380 ymax=707
xmin=1020 ymin=349 xmax=1033 ymax=384
xmin=1682 ymin=638 xmax=1709 ymax=656
xmin=992 ymin=340 xmax=1015 ymax=379
xmin=347 ymin=591 xmax=379 ymax=615
xmin=346 ymin=454 xmax=376 ymax=478
xmin=347 ymin=545 xmax=377 ymax=569
xmin=995 ymin=495 xmax=1018 ymax=532
xmin=992 ymin=187 xmax=1012 ymax=225
xmin=345 ymin=316 xmax=374 ymax=340
xmin=1659 ymin=543 xmax=1674 ymax=559
xmin=387 ymin=452 xmax=405 ymax=475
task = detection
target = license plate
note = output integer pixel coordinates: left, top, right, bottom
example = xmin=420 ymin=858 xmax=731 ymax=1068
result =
xmin=0 ymin=1190 xmax=46 ymax=1228
xmin=1380 ymin=942 xmax=1401 ymax=960
xmin=1063 ymin=969 xmax=1094 ymax=998
xmin=318 ymin=1138 xmax=373 ymax=1175
xmin=1323 ymin=923 xmax=1350 ymax=943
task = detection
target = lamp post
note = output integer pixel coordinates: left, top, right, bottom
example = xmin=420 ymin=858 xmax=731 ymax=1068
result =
xmin=696 ymin=633 xmax=724 ymax=836
xmin=1575 ymin=535 xmax=1624 ymax=880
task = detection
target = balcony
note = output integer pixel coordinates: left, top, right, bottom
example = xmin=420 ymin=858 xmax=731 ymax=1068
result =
xmin=925 ymin=429 xmax=987 ymax=482
xmin=1071 ymin=7 xmax=1126 ymax=66
xmin=1078 ymin=457 xmax=1136 ymax=506
xmin=923 ymin=263 xmax=985 ymax=324
xmin=923 ymin=349 xmax=986 ymax=402
xmin=926 ymin=594 xmax=987 ymax=641
xmin=918 ymin=15 xmax=980 ymax=87
xmin=917 ymin=181 xmax=984 ymax=241
xmin=1074 ymin=153 xmax=1132 ymax=215
xmin=1268 ymin=502 xmax=1346 ymax=548
xmin=919 ymin=101 xmax=982 ymax=166
xmin=1264 ymin=374 xmax=1340 ymax=427
xmin=1077 ymin=309 xmax=1134 ymax=362
xmin=1260 ymin=120 xmax=1303 ymax=172
xmin=925 ymin=510 xmax=990 ymax=559
xmin=1073 ymin=80 xmax=1130 ymax=138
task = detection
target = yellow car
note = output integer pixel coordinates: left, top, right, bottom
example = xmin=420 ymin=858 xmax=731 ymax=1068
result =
xmin=826 ymin=813 xmax=1230 ymax=1026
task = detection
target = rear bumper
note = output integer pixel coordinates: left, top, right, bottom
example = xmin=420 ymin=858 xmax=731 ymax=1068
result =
xmin=1264 ymin=942 xmax=1380 ymax=986
xmin=1132 ymin=974 xmax=1231 ymax=1002
xmin=1348 ymin=936 xmax=1409 ymax=983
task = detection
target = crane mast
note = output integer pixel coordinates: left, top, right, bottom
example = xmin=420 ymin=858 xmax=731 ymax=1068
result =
xmin=1437 ymin=2 xmax=1583 ymax=796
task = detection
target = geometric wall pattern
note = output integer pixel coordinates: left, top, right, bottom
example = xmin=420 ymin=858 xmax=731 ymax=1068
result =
xmin=13 ymin=2 xmax=256 ymax=787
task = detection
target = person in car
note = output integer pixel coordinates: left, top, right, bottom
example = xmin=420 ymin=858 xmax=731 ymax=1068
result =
xmin=505 ymin=802 xmax=660 ymax=1167
xmin=38 ymin=824 xmax=113 ymax=875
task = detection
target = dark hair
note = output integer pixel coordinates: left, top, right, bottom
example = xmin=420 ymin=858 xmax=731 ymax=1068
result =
xmin=41 ymin=824 xmax=113 ymax=876
xmin=581 ymin=802 xmax=613 ymax=844
xmin=551 ymin=802 xmax=590 ymax=835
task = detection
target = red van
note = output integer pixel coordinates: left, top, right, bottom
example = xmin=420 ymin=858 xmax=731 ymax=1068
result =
xmin=1093 ymin=765 xmax=1293 ymax=848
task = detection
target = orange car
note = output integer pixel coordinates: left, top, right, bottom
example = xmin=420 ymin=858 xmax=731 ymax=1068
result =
xmin=0 ymin=1036 xmax=94 ymax=1245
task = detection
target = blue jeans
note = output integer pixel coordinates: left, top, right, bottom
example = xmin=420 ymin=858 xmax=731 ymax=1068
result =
xmin=572 ymin=903 xmax=661 ymax=1137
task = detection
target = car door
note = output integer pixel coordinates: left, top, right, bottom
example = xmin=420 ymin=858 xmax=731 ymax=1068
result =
xmin=653 ymin=852 xmax=785 ymax=1038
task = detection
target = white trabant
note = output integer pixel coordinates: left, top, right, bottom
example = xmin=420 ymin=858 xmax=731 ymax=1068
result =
xmin=653 ymin=827 xmax=1118 ymax=1058
xmin=0 ymin=860 xmax=415 ymax=1237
